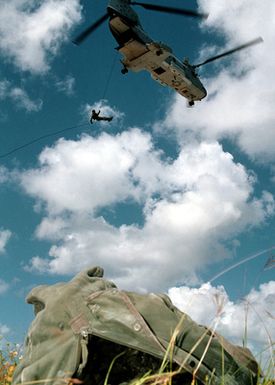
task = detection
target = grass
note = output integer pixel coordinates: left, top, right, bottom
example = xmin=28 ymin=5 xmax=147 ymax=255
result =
xmin=1 ymin=322 xmax=274 ymax=385
xmin=1 ymin=250 xmax=274 ymax=385
xmin=0 ymin=338 xmax=20 ymax=385
xmin=0 ymin=294 xmax=274 ymax=385
xmin=1 ymin=299 xmax=274 ymax=385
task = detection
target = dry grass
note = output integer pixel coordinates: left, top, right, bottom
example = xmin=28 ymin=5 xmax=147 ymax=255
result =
xmin=1 ymin=301 xmax=274 ymax=385
xmin=1 ymin=330 xmax=274 ymax=385
xmin=0 ymin=339 xmax=20 ymax=385
xmin=1 ymin=252 xmax=274 ymax=385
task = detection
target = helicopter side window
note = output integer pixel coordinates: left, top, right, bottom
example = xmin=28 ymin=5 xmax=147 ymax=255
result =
xmin=153 ymin=67 xmax=166 ymax=75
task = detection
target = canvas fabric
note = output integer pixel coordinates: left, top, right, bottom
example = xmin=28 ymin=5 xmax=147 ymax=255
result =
xmin=12 ymin=267 xmax=259 ymax=385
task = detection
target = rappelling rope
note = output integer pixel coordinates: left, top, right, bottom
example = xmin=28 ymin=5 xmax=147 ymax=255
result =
xmin=101 ymin=51 xmax=118 ymax=100
xmin=0 ymin=123 xmax=88 ymax=159
xmin=0 ymin=54 xmax=118 ymax=159
xmin=209 ymin=245 xmax=275 ymax=283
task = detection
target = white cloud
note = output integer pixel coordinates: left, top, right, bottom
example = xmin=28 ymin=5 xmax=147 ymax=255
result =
xmin=0 ymin=323 xmax=10 ymax=336
xmin=159 ymin=0 xmax=275 ymax=162
xmin=20 ymin=129 xmax=274 ymax=291
xmin=84 ymin=100 xmax=125 ymax=127
xmin=55 ymin=74 xmax=75 ymax=95
xmin=0 ymin=278 xmax=9 ymax=294
xmin=0 ymin=0 xmax=82 ymax=73
xmin=21 ymin=129 xmax=157 ymax=214
xmin=0 ymin=229 xmax=12 ymax=254
xmin=0 ymin=166 xmax=9 ymax=183
xmin=168 ymin=281 xmax=275 ymax=370
xmin=0 ymin=79 xmax=42 ymax=112
xmin=10 ymin=87 xmax=43 ymax=112
xmin=0 ymin=80 xmax=10 ymax=98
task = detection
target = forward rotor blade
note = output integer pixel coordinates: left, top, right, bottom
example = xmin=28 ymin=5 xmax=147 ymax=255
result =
xmin=131 ymin=2 xmax=208 ymax=19
xmin=73 ymin=13 xmax=109 ymax=45
xmin=194 ymin=37 xmax=263 ymax=68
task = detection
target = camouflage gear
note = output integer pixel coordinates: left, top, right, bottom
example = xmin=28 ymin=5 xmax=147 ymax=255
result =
xmin=12 ymin=267 xmax=259 ymax=385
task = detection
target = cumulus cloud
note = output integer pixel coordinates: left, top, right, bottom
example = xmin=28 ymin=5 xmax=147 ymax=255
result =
xmin=0 ymin=323 xmax=10 ymax=336
xmin=159 ymin=0 xmax=275 ymax=162
xmin=21 ymin=129 xmax=156 ymax=214
xmin=0 ymin=166 xmax=9 ymax=183
xmin=0 ymin=79 xmax=42 ymax=112
xmin=169 ymin=281 xmax=275 ymax=369
xmin=10 ymin=87 xmax=43 ymax=112
xmin=0 ymin=279 xmax=9 ymax=294
xmin=55 ymin=74 xmax=75 ymax=95
xmin=0 ymin=80 xmax=9 ymax=98
xmin=20 ymin=129 xmax=274 ymax=290
xmin=0 ymin=229 xmax=12 ymax=254
xmin=0 ymin=0 xmax=82 ymax=73
xmin=83 ymin=100 xmax=125 ymax=127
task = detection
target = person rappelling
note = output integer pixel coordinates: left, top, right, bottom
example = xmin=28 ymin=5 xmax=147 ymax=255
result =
xmin=90 ymin=109 xmax=113 ymax=124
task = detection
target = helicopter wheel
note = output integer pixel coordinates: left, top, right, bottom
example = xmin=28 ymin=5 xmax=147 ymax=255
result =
xmin=188 ymin=100 xmax=195 ymax=107
xmin=121 ymin=67 xmax=128 ymax=74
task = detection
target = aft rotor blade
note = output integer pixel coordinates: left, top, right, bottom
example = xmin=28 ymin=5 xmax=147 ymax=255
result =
xmin=73 ymin=13 xmax=109 ymax=45
xmin=131 ymin=2 xmax=208 ymax=19
xmin=194 ymin=37 xmax=263 ymax=68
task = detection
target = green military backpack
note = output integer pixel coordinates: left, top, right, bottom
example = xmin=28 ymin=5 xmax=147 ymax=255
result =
xmin=12 ymin=267 xmax=259 ymax=385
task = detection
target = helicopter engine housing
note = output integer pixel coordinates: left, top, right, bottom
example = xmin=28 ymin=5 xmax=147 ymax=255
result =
xmin=108 ymin=0 xmax=141 ymax=26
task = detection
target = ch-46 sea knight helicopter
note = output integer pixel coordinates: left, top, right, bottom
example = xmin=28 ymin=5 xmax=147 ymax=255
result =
xmin=73 ymin=0 xmax=263 ymax=106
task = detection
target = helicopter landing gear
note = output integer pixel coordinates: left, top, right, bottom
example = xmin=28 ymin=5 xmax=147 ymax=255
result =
xmin=121 ymin=67 xmax=128 ymax=74
xmin=188 ymin=100 xmax=195 ymax=107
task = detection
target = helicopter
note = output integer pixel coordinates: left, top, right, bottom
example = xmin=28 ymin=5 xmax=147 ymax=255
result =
xmin=73 ymin=0 xmax=263 ymax=106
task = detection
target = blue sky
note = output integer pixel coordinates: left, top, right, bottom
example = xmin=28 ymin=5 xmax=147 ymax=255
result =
xmin=0 ymin=0 xmax=274 ymax=371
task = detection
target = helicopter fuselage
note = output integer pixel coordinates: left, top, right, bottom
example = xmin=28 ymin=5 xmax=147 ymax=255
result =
xmin=107 ymin=0 xmax=207 ymax=104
